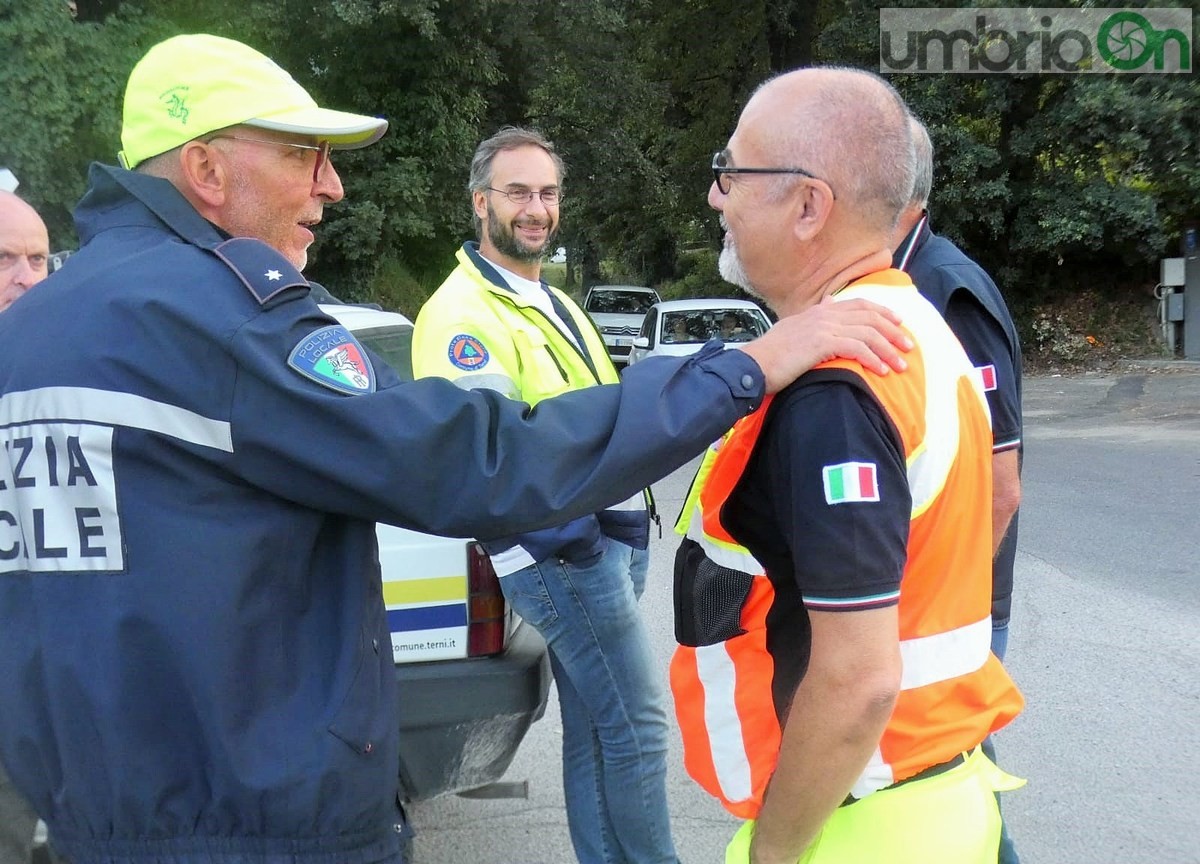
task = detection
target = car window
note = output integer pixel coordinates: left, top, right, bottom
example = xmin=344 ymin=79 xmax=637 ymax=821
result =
xmin=355 ymin=324 xmax=415 ymax=381
xmin=586 ymin=290 xmax=657 ymax=315
xmin=639 ymin=309 xmax=657 ymax=342
xmin=660 ymin=312 xmax=707 ymax=345
xmin=717 ymin=309 xmax=770 ymax=342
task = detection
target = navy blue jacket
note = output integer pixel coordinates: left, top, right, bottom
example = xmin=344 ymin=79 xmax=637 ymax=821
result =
xmin=895 ymin=216 xmax=1024 ymax=623
xmin=0 ymin=164 xmax=764 ymax=864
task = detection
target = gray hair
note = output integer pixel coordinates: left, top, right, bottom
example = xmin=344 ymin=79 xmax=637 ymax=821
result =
xmin=467 ymin=126 xmax=564 ymax=235
xmin=134 ymin=148 xmax=180 ymax=179
xmin=907 ymin=115 xmax=933 ymax=209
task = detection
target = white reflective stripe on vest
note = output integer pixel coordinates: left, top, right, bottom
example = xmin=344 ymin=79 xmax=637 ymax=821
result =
xmin=685 ymin=506 xmax=761 ymax=575
xmin=696 ymin=642 xmax=754 ymax=804
xmin=850 ymin=616 xmax=991 ymax=796
xmin=0 ymin=386 xmax=233 ymax=452
xmin=836 ymin=285 xmax=988 ymax=517
xmin=907 ymin=324 xmax=961 ymax=515
xmin=908 ymin=294 xmax=963 ymax=515
xmin=899 ymin=615 xmax=992 ymax=691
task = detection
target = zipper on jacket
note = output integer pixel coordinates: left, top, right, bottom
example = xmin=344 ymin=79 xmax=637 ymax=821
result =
xmin=543 ymin=344 xmax=569 ymax=384
xmin=496 ymin=292 xmax=605 ymax=386
xmin=646 ymin=486 xmax=662 ymax=539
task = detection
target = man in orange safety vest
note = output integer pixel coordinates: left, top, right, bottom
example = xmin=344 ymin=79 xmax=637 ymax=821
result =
xmin=670 ymin=67 xmax=1025 ymax=864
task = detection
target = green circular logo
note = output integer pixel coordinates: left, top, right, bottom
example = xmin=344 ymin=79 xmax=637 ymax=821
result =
xmin=1097 ymin=11 xmax=1156 ymax=70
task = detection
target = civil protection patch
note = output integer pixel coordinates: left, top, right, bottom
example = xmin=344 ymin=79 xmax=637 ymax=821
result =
xmin=448 ymin=334 xmax=489 ymax=370
xmin=288 ymin=325 xmax=376 ymax=395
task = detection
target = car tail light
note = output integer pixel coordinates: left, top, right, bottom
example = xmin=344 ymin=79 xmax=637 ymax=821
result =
xmin=466 ymin=542 xmax=508 ymax=657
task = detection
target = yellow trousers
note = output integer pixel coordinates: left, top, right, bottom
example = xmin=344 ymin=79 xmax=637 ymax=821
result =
xmin=726 ymin=748 xmax=1024 ymax=864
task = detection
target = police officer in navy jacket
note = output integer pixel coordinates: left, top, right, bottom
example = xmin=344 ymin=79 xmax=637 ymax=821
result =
xmin=0 ymin=34 xmax=912 ymax=864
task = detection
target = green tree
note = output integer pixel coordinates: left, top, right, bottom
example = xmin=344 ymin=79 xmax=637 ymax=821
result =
xmin=0 ymin=1 xmax=159 ymax=249
xmin=225 ymin=0 xmax=508 ymax=299
xmin=8 ymin=0 xmax=1196 ymax=319
xmin=819 ymin=0 xmax=1200 ymax=302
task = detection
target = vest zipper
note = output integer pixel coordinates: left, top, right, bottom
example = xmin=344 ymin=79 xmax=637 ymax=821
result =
xmin=543 ymin=344 xmax=569 ymax=383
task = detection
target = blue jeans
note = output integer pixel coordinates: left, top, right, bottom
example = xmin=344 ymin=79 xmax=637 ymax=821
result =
xmin=987 ymin=620 xmax=1020 ymax=864
xmin=501 ymin=538 xmax=677 ymax=864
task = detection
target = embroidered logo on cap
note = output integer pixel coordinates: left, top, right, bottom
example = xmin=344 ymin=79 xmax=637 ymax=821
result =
xmin=448 ymin=334 xmax=489 ymax=370
xmin=161 ymin=86 xmax=190 ymax=124
xmin=288 ymin=325 xmax=376 ymax=395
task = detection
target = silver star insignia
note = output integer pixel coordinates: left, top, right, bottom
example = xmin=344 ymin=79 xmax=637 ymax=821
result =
xmin=265 ymin=269 xmax=282 ymax=281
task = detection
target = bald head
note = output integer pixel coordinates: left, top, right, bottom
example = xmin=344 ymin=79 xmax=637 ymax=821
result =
xmin=743 ymin=67 xmax=915 ymax=232
xmin=0 ymin=191 xmax=51 ymax=313
xmin=710 ymin=67 xmax=916 ymax=313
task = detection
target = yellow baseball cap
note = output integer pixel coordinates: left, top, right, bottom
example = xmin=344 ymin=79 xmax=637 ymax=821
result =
xmin=118 ymin=34 xmax=388 ymax=169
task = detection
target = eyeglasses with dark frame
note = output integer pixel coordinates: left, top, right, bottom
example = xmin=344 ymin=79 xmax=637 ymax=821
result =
xmin=205 ymin=134 xmax=332 ymax=184
xmin=711 ymin=149 xmax=834 ymax=198
xmin=485 ymin=186 xmax=563 ymax=207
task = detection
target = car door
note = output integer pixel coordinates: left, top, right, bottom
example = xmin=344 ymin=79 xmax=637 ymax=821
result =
xmin=630 ymin=308 xmax=658 ymax=365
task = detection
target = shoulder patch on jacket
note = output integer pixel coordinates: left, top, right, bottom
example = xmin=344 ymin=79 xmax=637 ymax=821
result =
xmin=448 ymin=334 xmax=490 ymax=370
xmin=288 ymin=325 xmax=376 ymax=395
xmin=213 ymin=238 xmax=308 ymax=307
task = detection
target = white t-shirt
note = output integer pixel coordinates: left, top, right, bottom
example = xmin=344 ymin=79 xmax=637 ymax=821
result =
xmin=487 ymin=259 xmax=580 ymax=349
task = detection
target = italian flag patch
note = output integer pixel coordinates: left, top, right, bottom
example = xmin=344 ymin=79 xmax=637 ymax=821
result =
xmin=822 ymin=462 xmax=879 ymax=504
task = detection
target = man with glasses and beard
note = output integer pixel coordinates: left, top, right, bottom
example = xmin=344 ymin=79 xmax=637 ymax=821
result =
xmin=411 ymin=127 xmax=679 ymax=864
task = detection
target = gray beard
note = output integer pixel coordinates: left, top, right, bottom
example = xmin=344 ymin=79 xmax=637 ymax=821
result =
xmin=718 ymin=243 xmax=763 ymax=301
xmin=487 ymin=203 xmax=555 ymax=264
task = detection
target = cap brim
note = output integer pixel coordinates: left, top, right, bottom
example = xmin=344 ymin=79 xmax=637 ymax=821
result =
xmin=244 ymin=106 xmax=388 ymax=149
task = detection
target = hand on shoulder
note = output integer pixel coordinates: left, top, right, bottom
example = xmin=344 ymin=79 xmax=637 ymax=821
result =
xmin=739 ymin=297 xmax=912 ymax=394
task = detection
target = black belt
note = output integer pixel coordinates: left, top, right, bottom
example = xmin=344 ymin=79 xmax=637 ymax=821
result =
xmin=840 ymin=751 xmax=967 ymax=807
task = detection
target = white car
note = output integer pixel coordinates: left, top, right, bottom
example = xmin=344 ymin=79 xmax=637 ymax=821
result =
xmin=319 ymin=303 xmax=550 ymax=802
xmin=582 ymin=284 xmax=661 ymax=366
xmin=626 ymin=298 xmax=772 ymax=365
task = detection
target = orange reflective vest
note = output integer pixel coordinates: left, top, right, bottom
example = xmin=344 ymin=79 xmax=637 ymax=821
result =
xmin=670 ymin=270 xmax=1024 ymax=820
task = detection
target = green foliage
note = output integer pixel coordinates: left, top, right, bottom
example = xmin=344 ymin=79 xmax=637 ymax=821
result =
xmin=4 ymin=0 xmax=1196 ymax=330
xmin=364 ymin=254 xmax=443 ymax=320
xmin=0 ymin=2 xmax=157 ymax=249
xmin=541 ymin=261 xmax=569 ymax=291
xmin=657 ymin=249 xmax=741 ymax=301
xmin=257 ymin=0 xmax=503 ymax=291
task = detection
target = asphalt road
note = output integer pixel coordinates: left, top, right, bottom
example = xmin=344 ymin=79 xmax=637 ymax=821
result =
xmin=408 ymin=367 xmax=1200 ymax=864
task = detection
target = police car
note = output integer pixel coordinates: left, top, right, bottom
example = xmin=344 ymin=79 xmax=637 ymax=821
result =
xmin=321 ymin=303 xmax=551 ymax=801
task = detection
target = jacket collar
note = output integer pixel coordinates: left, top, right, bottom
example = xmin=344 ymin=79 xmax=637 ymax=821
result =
xmin=460 ymin=241 xmax=552 ymax=297
xmin=75 ymin=162 xmax=229 ymax=251
xmin=892 ymin=212 xmax=930 ymax=273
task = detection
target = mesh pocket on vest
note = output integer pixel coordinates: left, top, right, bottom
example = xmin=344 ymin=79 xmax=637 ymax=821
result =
xmin=674 ymin=537 xmax=754 ymax=647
